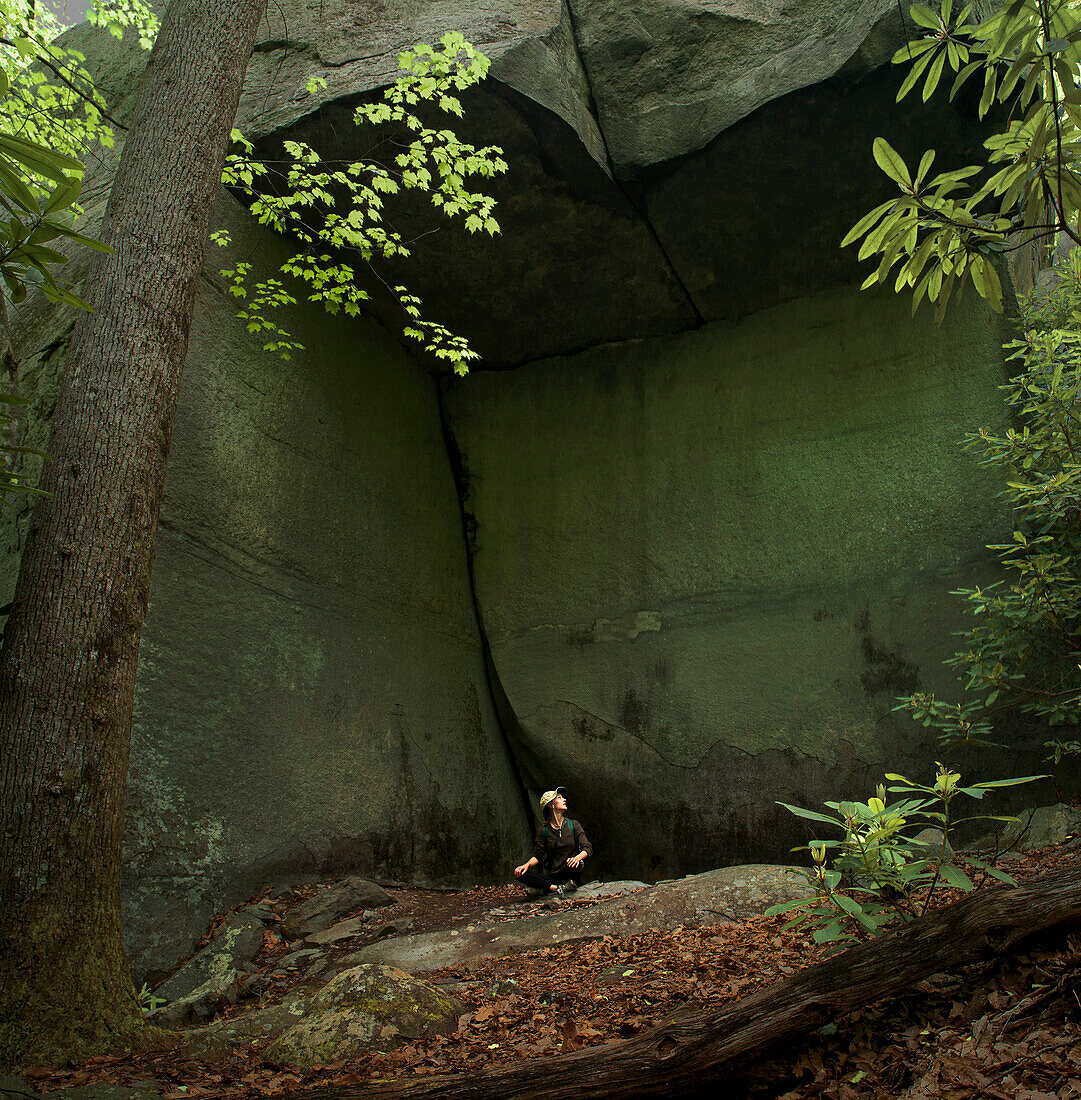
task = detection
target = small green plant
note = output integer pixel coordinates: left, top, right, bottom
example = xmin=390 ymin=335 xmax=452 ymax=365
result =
xmin=896 ymin=249 xmax=1081 ymax=750
xmin=1044 ymin=737 xmax=1081 ymax=765
xmin=1043 ymin=737 xmax=1081 ymax=797
xmin=766 ymin=764 xmax=1044 ymax=949
xmin=137 ymin=983 xmax=165 ymax=1014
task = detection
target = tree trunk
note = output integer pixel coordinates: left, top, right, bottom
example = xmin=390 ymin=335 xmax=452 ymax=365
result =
xmin=0 ymin=0 xmax=265 ymax=1070
xmin=296 ymin=857 xmax=1081 ymax=1100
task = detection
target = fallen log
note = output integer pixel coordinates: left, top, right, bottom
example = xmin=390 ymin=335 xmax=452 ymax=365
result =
xmin=289 ymin=856 xmax=1081 ymax=1100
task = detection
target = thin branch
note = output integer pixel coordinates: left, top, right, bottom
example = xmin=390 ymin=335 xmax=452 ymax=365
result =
xmin=1037 ymin=0 xmax=1081 ymax=245
xmin=0 ymin=36 xmax=128 ymax=133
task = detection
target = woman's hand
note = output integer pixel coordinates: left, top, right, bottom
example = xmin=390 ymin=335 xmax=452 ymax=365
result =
xmin=567 ymin=852 xmax=585 ymax=870
xmin=514 ymin=862 xmax=531 ymax=878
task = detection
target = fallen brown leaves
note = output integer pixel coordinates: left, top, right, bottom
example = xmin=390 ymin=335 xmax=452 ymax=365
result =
xmin=20 ymin=842 xmax=1081 ymax=1099
xmin=770 ymin=929 xmax=1081 ymax=1099
xmin=24 ymin=913 xmax=817 ymax=1097
xmin=284 ymin=915 xmax=818 ymax=1090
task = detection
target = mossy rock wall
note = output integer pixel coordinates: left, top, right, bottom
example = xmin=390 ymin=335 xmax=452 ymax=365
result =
xmin=124 ymin=208 xmax=531 ymax=983
xmin=442 ymin=287 xmax=1016 ymax=878
xmin=4 ymin=199 xmax=528 ymax=986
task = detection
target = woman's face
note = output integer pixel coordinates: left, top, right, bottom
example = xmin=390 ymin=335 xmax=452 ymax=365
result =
xmin=552 ymin=793 xmax=567 ymax=814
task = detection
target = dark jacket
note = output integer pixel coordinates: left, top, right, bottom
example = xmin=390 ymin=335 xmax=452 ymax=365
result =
xmin=532 ymin=818 xmax=593 ymax=873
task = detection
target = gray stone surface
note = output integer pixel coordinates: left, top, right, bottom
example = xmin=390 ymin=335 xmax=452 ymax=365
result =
xmin=443 ymin=286 xmax=1018 ymax=880
xmin=304 ymin=916 xmax=369 ymax=946
xmin=568 ymin=880 xmax=650 ymax=899
xmin=3 ymin=0 xmax=1037 ymax=993
xmin=567 ymin=0 xmax=901 ymax=172
xmin=265 ymin=964 xmax=463 ymax=1068
xmin=235 ymin=1 xmax=601 ymax=159
xmin=276 ymin=947 xmax=324 ymax=972
xmin=910 ymin=828 xmax=952 ymax=861
xmin=282 ymin=876 xmax=395 ymax=940
xmin=350 ymin=865 xmax=805 ymax=972
xmin=148 ymin=962 xmax=235 ymax=1027
xmin=186 ymin=998 xmax=311 ymax=1057
xmin=233 ymin=0 xmax=906 ymax=173
xmin=146 ymin=914 xmax=265 ymax=1027
xmin=0 ymin=1079 xmax=39 ymax=1099
xmin=119 ymin=202 xmax=527 ymax=983
xmin=1000 ymin=804 xmax=1081 ymax=853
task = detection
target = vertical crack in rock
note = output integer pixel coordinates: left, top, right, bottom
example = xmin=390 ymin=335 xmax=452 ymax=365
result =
xmin=433 ymin=376 xmax=535 ymax=836
xmin=558 ymin=0 xmax=615 ymax=174
xmin=560 ymin=0 xmax=705 ymax=327
xmin=617 ymin=184 xmax=706 ymax=328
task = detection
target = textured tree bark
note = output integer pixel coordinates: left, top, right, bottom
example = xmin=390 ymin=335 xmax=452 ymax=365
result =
xmin=0 ymin=0 xmax=266 ymax=1070
xmin=296 ymin=857 xmax=1081 ymax=1100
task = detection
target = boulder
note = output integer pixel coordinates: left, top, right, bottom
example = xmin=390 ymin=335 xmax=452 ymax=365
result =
xmin=1000 ymin=804 xmax=1081 ymax=853
xmin=265 ymin=964 xmax=463 ymax=1068
xmin=372 ymin=917 xmax=415 ymax=940
xmin=240 ymin=902 xmax=278 ymax=924
xmin=274 ymin=947 xmax=324 ymax=974
xmin=304 ymin=916 xmax=368 ymax=946
xmin=910 ymin=828 xmax=952 ymax=861
xmin=282 ymin=876 xmax=395 ymax=940
xmin=242 ymin=969 xmax=275 ymax=1000
xmin=146 ymin=914 xmax=264 ymax=1027
xmin=566 ymin=0 xmax=902 ymax=172
xmin=0 ymin=0 xmax=1031 ymax=989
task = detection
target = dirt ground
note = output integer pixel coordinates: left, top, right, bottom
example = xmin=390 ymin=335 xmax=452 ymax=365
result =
xmin=18 ymin=844 xmax=1081 ymax=1099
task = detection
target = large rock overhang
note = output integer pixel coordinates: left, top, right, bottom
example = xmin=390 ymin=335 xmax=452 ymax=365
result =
xmin=236 ymin=1 xmax=996 ymax=364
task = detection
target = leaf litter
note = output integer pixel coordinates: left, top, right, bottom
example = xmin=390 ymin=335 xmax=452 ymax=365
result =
xmin=19 ymin=841 xmax=1081 ymax=1098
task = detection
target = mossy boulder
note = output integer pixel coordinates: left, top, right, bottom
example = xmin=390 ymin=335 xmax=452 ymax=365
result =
xmin=265 ymin=964 xmax=463 ymax=1068
xmin=146 ymin=914 xmax=265 ymax=1028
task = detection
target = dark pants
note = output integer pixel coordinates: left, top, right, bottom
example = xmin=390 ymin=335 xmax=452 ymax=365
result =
xmin=518 ymin=866 xmax=582 ymax=892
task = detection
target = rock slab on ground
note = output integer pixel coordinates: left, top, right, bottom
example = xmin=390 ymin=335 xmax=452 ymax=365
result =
xmin=1000 ymin=804 xmax=1081 ymax=853
xmin=351 ymin=866 xmax=806 ymax=973
xmin=282 ymin=877 xmax=395 ymax=940
xmin=275 ymin=947 xmax=324 ymax=973
xmin=265 ymin=964 xmax=463 ymax=1069
xmin=574 ymin=879 xmax=650 ymax=899
xmin=147 ymin=913 xmax=264 ymax=1028
xmin=0 ymin=1080 xmax=37 ymax=1099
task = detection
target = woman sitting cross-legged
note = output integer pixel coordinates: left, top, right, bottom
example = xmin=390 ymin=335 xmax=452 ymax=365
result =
xmin=513 ymin=786 xmax=593 ymax=898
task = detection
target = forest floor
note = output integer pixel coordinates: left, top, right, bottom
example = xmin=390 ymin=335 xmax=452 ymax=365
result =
xmin=15 ymin=841 xmax=1081 ymax=1099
